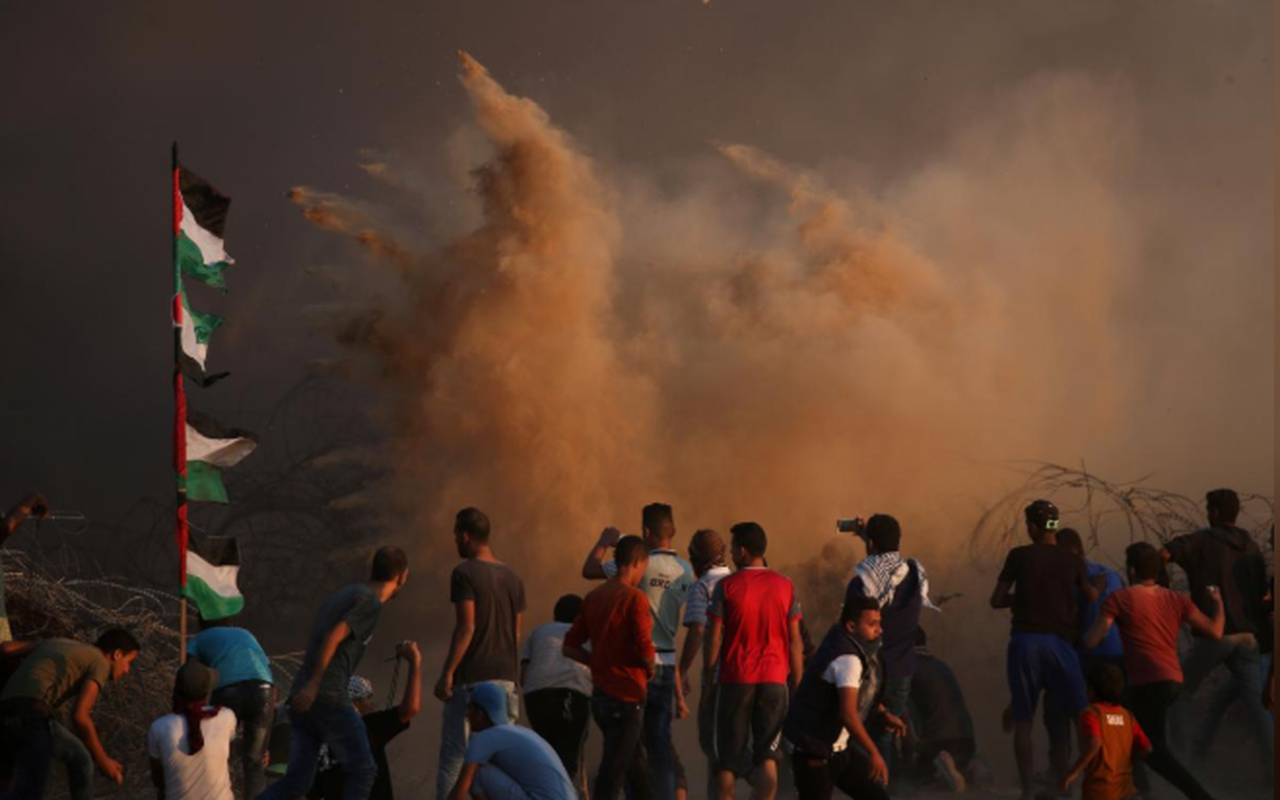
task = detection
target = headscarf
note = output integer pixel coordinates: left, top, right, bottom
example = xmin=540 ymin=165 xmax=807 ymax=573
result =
xmin=688 ymin=529 xmax=727 ymax=576
xmin=172 ymin=660 xmax=221 ymax=755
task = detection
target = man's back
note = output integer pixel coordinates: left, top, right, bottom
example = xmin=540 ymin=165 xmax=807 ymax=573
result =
xmin=846 ymin=558 xmax=925 ymax=679
xmin=910 ymin=650 xmax=975 ymax=745
xmin=1165 ymin=525 xmax=1265 ymax=635
xmin=451 ymin=559 xmax=526 ymax=684
xmin=522 ymin=621 xmax=593 ymax=697
xmin=188 ymin=627 xmax=273 ymax=689
xmin=147 ymin=708 xmax=237 ymax=800
xmin=293 ymin=584 xmax=381 ymax=704
xmin=710 ymin=567 xmax=800 ymax=685
xmin=466 ymin=724 xmax=576 ymax=800
xmin=1081 ymin=563 xmax=1125 ymax=657
xmin=607 ymin=550 xmax=693 ymax=662
xmin=0 ymin=638 xmax=108 ymax=709
xmin=998 ymin=543 xmax=1089 ymax=641
xmin=565 ymin=580 xmax=654 ymax=702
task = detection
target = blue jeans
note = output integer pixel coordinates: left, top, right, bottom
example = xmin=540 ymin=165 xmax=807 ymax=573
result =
xmin=873 ymin=675 xmax=912 ymax=782
xmin=213 ymin=682 xmax=275 ymax=800
xmin=645 ymin=665 xmax=677 ymax=800
xmin=0 ymin=703 xmax=55 ymax=800
xmin=256 ymin=703 xmax=375 ymax=800
xmin=1171 ymin=633 xmax=1272 ymax=767
xmin=51 ymin=722 xmax=94 ymax=800
xmin=436 ymin=680 xmax=520 ymax=800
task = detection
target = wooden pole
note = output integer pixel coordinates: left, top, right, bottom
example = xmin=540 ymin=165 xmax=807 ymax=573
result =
xmin=173 ymin=142 xmax=189 ymax=665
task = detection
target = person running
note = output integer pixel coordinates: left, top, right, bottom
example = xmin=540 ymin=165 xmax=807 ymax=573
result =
xmin=563 ymin=535 xmax=655 ymax=800
xmin=1161 ymin=489 xmax=1271 ymax=768
xmin=0 ymin=493 xmax=48 ymax=644
xmin=705 ymin=522 xmax=804 ymax=800
xmin=258 ymin=546 xmax=409 ymax=800
xmin=582 ymin=503 xmax=694 ymax=800
xmin=1060 ymin=664 xmax=1151 ymax=800
xmin=989 ymin=500 xmax=1096 ymax=800
xmin=447 ymin=682 xmax=575 ymax=800
xmin=1041 ymin=528 xmax=1126 ymax=789
xmin=1083 ymin=542 xmax=1222 ymax=800
xmin=908 ymin=628 xmax=980 ymax=793
xmin=783 ymin=595 xmax=907 ymax=800
xmin=149 ymin=659 xmax=238 ymax=800
xmin=678 ymin=529 xmax=733 ymax=800
xmin=436 ymin=507 xmax=527 ymax=800
xmin=521 ymin=595 xmax=593 ymax=784
xmin=309 ymin=640 xmax=422 ymax=800
xmin=0 ymin=629 xmax=140 ymax=800
xmin=188 ymin=615 xmax=276 ymax=800
xmin=843 ymin=514 xmax=935 ymax=786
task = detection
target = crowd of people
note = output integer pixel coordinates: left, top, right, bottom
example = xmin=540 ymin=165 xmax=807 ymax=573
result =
xmin=0 ymin=491 xmax=1273 ymax=800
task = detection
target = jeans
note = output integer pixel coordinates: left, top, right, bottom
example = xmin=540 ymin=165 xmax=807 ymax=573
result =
xmin=50 ymin=722 xmax=94 ymax=800
xmin=525 ymin=688 xmax=591 ymax=781
xmin=0 ymin=702 xmax=55 ymax=800
xmin=213 ymin=682 xmax=275 ymax=800
xmin=645 ymin=666 xmax=677 ymax=800
xmin=256 ymin=703 xmax=375 ymax=800
xmin=698 ymin=684 xmax=720 ymax=800
xmin=1171 ymin=633 xmax=1272 ymax=767
xmin=591 ymin=692 xmax=651 ymax=800
xmin=791 ymin=749 xmax=890 ymax=800
xmin=1127 ymin=681 xmax=1215 ymax=800
xmin=437 ymin=680 xmax=520 ymax=800
xmin=873 ymin=676 xmax=912 ymax=782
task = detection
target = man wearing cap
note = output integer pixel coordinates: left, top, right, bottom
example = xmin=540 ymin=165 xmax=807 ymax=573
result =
xmin=188 ymin=615 xmax=276 ymax=800
xmin=149 ymin=659 xmax=238 ymax=800
xmin=447 ymin=682 xmax=575 ymax=800
xmin=309 ymin=641 xmax=422 ymax=800
xmin=989 ymin=500 xmax=1096 ymax=800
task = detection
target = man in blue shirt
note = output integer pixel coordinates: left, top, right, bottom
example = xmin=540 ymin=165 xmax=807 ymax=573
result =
xmin=188 ymin=616 xmax=276 ymax=800
xmin=448 ymin=682 xmax=575 ymax=800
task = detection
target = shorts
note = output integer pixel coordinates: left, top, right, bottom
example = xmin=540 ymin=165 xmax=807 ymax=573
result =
xmin=714 ymin=682 xmax=788 ymax=772
xmin=1007 ymin=632 xmax=1087 ymax=723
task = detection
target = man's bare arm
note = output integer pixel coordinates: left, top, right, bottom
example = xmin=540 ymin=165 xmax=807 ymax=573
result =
xmin=72 ymin=681 xmax=123 ymax=785
xmin=2 ymin=493 xmax=47 ymax=545
xmin=448 ymin=762 xmax=480 ymax=800
xmin=293 ymin=621 xmax=350 ymax=713
xmin=581 ymin=527 xmax=620 ymax=580
xmin=1082 ymin=613 xmax=1115 ymax=650
xmin=436 ymin=601 xmax=476 ymax=701
xmin=990 ymin=580 xmax=1014 ymax=609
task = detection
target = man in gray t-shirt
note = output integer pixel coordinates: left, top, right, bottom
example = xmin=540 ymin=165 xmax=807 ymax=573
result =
xmin=259 ymin=546 xmax=409 ymax=800
xmin=436 ymin=507 xmax=527 ymax=800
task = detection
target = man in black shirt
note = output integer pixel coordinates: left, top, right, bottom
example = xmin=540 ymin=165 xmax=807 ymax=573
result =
xmin=907 ymin=628 xmax=980 ymax=792
xmin=309 ymin=641 xmax=422 ymax=800
xmin=1162 ymin=488 xmax=1271 ymax=770
xmin=989 ymin=500 xmax=1096 ymax=800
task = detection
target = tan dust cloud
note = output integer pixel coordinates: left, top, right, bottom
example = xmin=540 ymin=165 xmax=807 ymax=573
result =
xmin=287 ymin=55 xmax=1264 ymax=611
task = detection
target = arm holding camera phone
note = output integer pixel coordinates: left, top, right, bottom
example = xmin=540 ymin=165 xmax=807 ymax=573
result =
xmin=3 ymin=492 xmax=49 ymax=544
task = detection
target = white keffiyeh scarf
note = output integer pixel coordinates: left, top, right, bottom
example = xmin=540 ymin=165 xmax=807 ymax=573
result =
xmin=855 ymin=552 xmax=939 ymax=611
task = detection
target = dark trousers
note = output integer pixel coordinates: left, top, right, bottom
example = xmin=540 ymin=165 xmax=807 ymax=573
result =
xmin=525 ymin=688 xmax=591 ymax=781
xmin=1126 ymin=682 xmax=1215 ymax=800
xmin=213 ymin=681 xmax=275 ymax=800
xmin=257 ymin=703 xmax=376 ymax=800
xmin=792 ymin=750 xmax=890 ymax=800
xmin=591 ymin=692 xmax=651 ymax=800
xmin=0 ymin=701 xmax=55 ymax=800
xmin=645 ymin=666 xmax=677 ymax=800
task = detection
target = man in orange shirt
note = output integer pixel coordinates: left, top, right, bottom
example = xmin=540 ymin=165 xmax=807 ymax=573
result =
xmin=564 ymin=536 xmax=655 ymax=800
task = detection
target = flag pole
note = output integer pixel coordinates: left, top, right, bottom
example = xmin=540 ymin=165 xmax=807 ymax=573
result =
xmin=173 ymin=141 xmax=190 ymax=664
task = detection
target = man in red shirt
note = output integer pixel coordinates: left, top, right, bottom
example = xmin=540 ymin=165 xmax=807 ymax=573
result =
xmin=564 ymin=536 xmax=655 ymax=800
xmin=1083 ymin=542 xmax=1223 ymax=800
xmin=705 ymin=522 xmax=804 ymax=800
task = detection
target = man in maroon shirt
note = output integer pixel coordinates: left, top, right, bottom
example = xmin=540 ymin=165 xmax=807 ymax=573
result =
xmin=1083 ymin=542 xmax=1223 ymax=800
xmin=564 ymin=536 xmax=655 ymax=800
xmin=705 ymin=522 xmax=804 ymax=800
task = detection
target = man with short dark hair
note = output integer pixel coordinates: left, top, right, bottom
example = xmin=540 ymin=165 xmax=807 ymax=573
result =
xmin=783 ymin=596 xmax=906 ymax=800
xmin=679 ymin=529 xmax=733 ymax=800
xmin=447 ymin=682 xmax=575 ymax=800
xmin=582 ymin=503 xmax=694 ymax=800
xmin=1161 ymin=488 xmax=1271 ymax=768
xmin=188 ymin=615 xmax=276 ymax=800
xmin=436 ymin=508 xmax=527 ymax=800
xmin=989 ymin=500 xmax=1096 ymax=800
xmin=521 ymin=595 xmax=594 ymax=782
xmin=1084 ymin=542 xmax=1222 ymax=800
xmin=258 ymin=546 xmax=409 ymax=800
xmin=843 ymin=514 xmax=934 ymax=786
xmin=0 ymin=628 xmax=140 ymax=800
xmin=705 ymin=522 xmax=804 ymax=800
xmin=564 ymin=536 xmax=656 ymax=800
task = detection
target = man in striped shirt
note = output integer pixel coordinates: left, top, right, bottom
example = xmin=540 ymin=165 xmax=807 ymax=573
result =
xmin=679 ymin=530 xmax=733 ymax=800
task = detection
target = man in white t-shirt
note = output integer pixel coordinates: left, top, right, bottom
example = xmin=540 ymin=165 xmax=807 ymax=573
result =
xmin=521 ymin=594 xmax=594 ymax=784
xmin=582 ymin=503 xmax=695 ymax=800
xmin=149 ymin=659 xmax=237 ymax=800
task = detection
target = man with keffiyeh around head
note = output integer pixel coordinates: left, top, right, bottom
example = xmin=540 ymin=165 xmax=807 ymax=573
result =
xmin=842 ymin=514 xmax=937 ymax=789
xmin=149 ymin=659 xmax=237 ymax=800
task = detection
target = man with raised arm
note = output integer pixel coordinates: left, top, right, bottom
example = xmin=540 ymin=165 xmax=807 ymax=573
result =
xmin=257 ymin=546 xmax=409 ymax=800
xmin=0 ymin=493 xmax=48 ymax=644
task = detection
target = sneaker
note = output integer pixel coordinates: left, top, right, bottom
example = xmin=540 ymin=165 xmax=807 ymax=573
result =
xmin=933 ymin=751 xmax=966 ymax=792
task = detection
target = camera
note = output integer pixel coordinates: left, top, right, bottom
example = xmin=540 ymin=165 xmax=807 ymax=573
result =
xmin=836 ymin=517 xmax=866 ymax=536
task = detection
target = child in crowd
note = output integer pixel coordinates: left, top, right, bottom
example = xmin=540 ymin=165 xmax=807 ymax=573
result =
xmin=1061 ymin=664 xmax=1150 ymax=800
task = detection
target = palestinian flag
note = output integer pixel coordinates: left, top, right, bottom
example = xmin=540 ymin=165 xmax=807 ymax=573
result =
xmin=183 ymin=409 xmax=257 ymax=503
xmin=177 ymin=166 xmax=234 ymax=290
xmin=178 ymin=291 xmax=229 ymax=386
xmin=185 ymin=535 xmax=244 ymax=620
